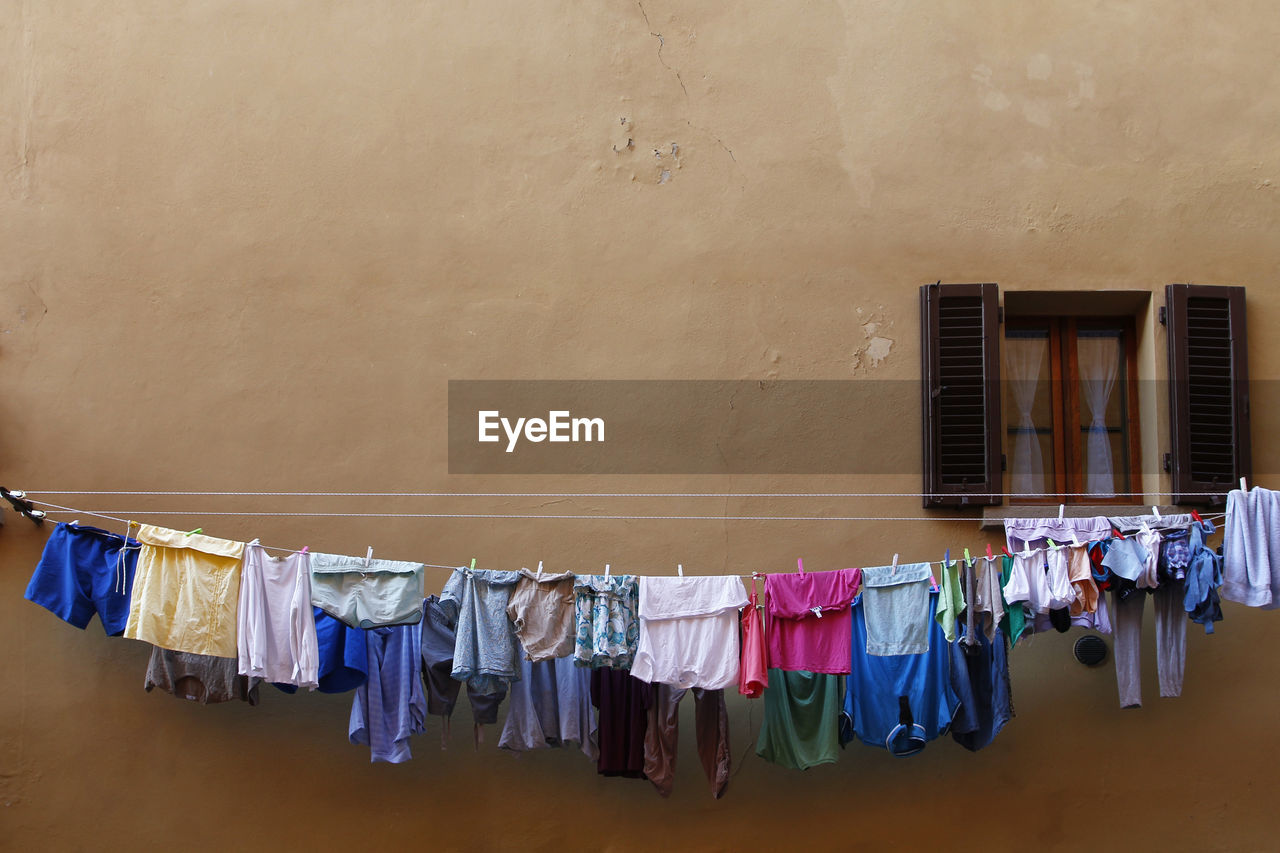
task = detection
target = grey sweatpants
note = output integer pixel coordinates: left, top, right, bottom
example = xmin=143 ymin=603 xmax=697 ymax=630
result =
xmin=1111 ymin=581 xmax=1186 ymax=708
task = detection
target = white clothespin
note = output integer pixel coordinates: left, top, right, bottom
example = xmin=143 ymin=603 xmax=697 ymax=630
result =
xmin=677 ymin=563 xmax=684 ymax=577
xmin=1241 ymin=477 xmax=1248 ymax=493
xmin=810 ymin=606 xmax=823 ymax=619
xmin=536 ymin=560 xmax=543 ymax=580
xmin=364 ymin=546 xmax=374 ymax=568
xmin=1058 ymin=504 xmax=1065 ymax=521
xmin=604 ymin=563 xmax=611 ymax=579
xmin=1152 ymin=505 xmax=1161 ymax=521
xmin=1071 ymin=532 xmax=1081 ymax=547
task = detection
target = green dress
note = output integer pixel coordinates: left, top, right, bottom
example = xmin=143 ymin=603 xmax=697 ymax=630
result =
xmin=755 ymin=669 xmax=841 ymax=770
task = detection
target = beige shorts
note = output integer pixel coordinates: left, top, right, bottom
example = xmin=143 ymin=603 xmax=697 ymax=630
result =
xmin=123 ymin=525 xmax=245 ymax=658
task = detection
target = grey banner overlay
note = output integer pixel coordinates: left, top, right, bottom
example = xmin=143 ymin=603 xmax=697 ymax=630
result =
xmin=448 ymin=379 xmax=1259 ymax=475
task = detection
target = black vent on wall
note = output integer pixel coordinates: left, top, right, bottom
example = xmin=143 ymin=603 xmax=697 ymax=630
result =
xmin=921 ymin=282 xmax=1002 ymax=508
xmin=1166 ymin=284 xmax=1250 ymax=506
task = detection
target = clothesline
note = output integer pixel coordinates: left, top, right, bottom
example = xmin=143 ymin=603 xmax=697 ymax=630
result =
xmin=28 ymin=489 xmax=1240 ymax=498
xmin=26 ymin=498 xmax=1225 ymax=580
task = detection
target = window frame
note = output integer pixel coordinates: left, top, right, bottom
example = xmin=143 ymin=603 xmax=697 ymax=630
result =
xmin=1003 ymin=314 xmax=1143 ymax=505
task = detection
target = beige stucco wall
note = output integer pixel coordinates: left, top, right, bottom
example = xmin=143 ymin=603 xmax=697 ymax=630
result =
xmin=3 ymin=2 xmax=1279 ymax=849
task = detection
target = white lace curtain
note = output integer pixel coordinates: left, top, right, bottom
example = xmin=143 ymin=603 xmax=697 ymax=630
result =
xmin=1078 ymin=334 xmax=1120 ymax=496
xmin=1006 ymin=336 xmax=1046 ymax=496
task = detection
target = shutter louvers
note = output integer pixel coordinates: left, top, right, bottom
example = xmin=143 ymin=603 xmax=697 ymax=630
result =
xmin=921 ymin=282 xmax=1002 ymax=508
xmin=1166 ymin=284 xmax=1250 ymax=506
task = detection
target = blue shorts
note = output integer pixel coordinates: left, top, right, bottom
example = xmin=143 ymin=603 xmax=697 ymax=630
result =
xmin=25 ymin=522 xmax=140 ymax=635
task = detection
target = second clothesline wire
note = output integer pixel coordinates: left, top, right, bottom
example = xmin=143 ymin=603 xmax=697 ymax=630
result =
xmin=28 ymin=497 xmax=1225 ymax=579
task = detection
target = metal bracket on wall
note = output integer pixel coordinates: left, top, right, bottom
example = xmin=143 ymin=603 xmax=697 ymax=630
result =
xmin=0 ymin=488 xmax=45 ymax=526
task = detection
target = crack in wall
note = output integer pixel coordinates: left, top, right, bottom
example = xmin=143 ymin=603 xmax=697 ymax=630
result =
xmin=636 ymin=2 xmax=688 ymax=97
xmin=634 ymin=2 xmax=741 ymax=179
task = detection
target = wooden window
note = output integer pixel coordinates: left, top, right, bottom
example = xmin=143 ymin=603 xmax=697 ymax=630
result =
xmin=920 ymin=282 xmax=1002 ymax=507
xmin=1166 ymin=284 xmax=1250 ymax=506
xmin=1003 ymin=317 xmax=1142 ymax=504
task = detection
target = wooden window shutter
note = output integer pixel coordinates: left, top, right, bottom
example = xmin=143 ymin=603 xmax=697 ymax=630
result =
xmin=920 ymin=282 xmax=1002 ymax=507
xmin=1165 ymin=283 xmax=1251 ymax=506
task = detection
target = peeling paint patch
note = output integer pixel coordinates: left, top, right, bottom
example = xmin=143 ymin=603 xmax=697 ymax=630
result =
xmin=851 ymin=313 xmax=895 ymax=372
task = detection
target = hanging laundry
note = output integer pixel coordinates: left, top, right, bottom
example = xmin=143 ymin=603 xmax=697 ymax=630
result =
xmin=574 ymin=574 xmax=641 ymax=669
xmin=1110 ymin=583 xmax=1185 ymax=709
xmin=1030 ymin=593 xmax=1112 ymax=635
xmin=237 ymin=541 xmax=319 ymax=689
xmin=1182 ymin=519 xmax=1224 ymax=633
xmin=765 ymin=568 xmax=861 ymax=674
xmin=498 ymin=653 xmax=598 ymax=760
xmin=971 ymin=555 xmax=1006 ymax=643
xmin=24 ymin=521 xmax=139 ymax=636
xmin=123 ymin=525 xmax=245 ymax=658
xmin=420 ymin=595 xmax=506 ymax=747
xmin=738 ymin=577 xmax=768 ymax=698
xmin=349 ymin=622 xmax=426 ymax=763
xmin=1223 ymin=485 xmax=1280 ymax=608
xmin=1066 ymin=544 xmax=1100 ymax=616
xmin=998 ymin=554 xmax=1029 ymax=646
xmin=144 ymin=648 xmax=260 ymax=705
xmin=631 ymin=575 xmax=748 ymax=690
xmin=935 ymin=558 xmax=964 ymax=644
xmin=1109 ymin=513 xmax=1194 ymax=533
xmin=276 ymin=607 xmax=368 ymax=694
xmin=507 ymin=568 xmax=577 ymax=662
xmin=441 ymin=566 xmax=521 ymax=695
xmin=948 ymin=625 xmax=1013 ymax=751
xmin=840 ymin=589 xmax=959 ymax=751
xmin=643 ymin=683 xmax=731 ymax=799
xmin=309 ymin=551 xmax=425 ymax=628
xmin=862 ymin=562 xmax=933 ymax=656
xmin=1003 ymin=516 xmax=1112 ymax=553
xmin=755 ymin=669 xmax=841 ymax=770
xmin=1004 ymin=547 xmax=1073 ymax=618
xmin=590 ymin=668 xmax=650 ymax=778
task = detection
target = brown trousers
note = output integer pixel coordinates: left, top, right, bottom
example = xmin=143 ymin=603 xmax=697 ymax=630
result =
xmin=643 ymin=683 xmax=731 ymax=799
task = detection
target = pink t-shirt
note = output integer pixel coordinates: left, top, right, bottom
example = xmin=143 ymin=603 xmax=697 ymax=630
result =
xmin=765 ymin=568 xmax=862 ymax=674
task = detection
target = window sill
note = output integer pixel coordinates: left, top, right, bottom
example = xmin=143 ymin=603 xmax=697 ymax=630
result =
xmin=979 ymin=505 xmax=1185 ymax=530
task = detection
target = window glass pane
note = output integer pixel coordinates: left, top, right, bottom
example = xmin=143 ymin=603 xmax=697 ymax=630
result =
xmin=1077 ymin=329 xmax=1124 ymax=496
xmin=1005 ymin=329 xmax=1051 ymax=495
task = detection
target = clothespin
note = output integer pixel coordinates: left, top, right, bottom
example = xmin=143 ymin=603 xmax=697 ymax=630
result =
xmin=1001 ymin=545 xmax=1013 ymax=559
xmin=300 ymin=546 xmax=309 ymax=554
xmin=677 ymin=563 xmax=684 ymax=577
xmin=1191 ymin=509 xmax=1204 ymax=524
xmin=1152 ymin=505 xmax=1162 ymax=521
xmin=1058 ymin=504 xmax=1065 ymax=521
xmin=810 ymin=606 xmax=824 ymax=619
xmin=1047 ymin=538 xmax=1058 ymax=551
xmin=986 ymin=544 xmax=994 ymax=561
xmin=1241 ymin=477 xmax=1248 ymax=492
xmin=365 ymin=547 xmax=377 ymax=569
xmin=944 ymin=548 xmax=951 ymax=566
xmin=963 ymin=547 xmax=971 ymax=564
xmin=0 ymin=488 xmax=46 ymax=526
xmin=796 ymin=558 xmax=805 ymax=576
xmin=536 ymin=560 xmax=543 ymax=580
xmin=1071 ymin=532 xmax=1081 ymax=547
xmin=892 ymin=553 xmax=900 ymax=570
xmin=185 ymin=527 xmax=203 ymax=537
xmin=604 ymin=563 xmax=611 ymax=579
